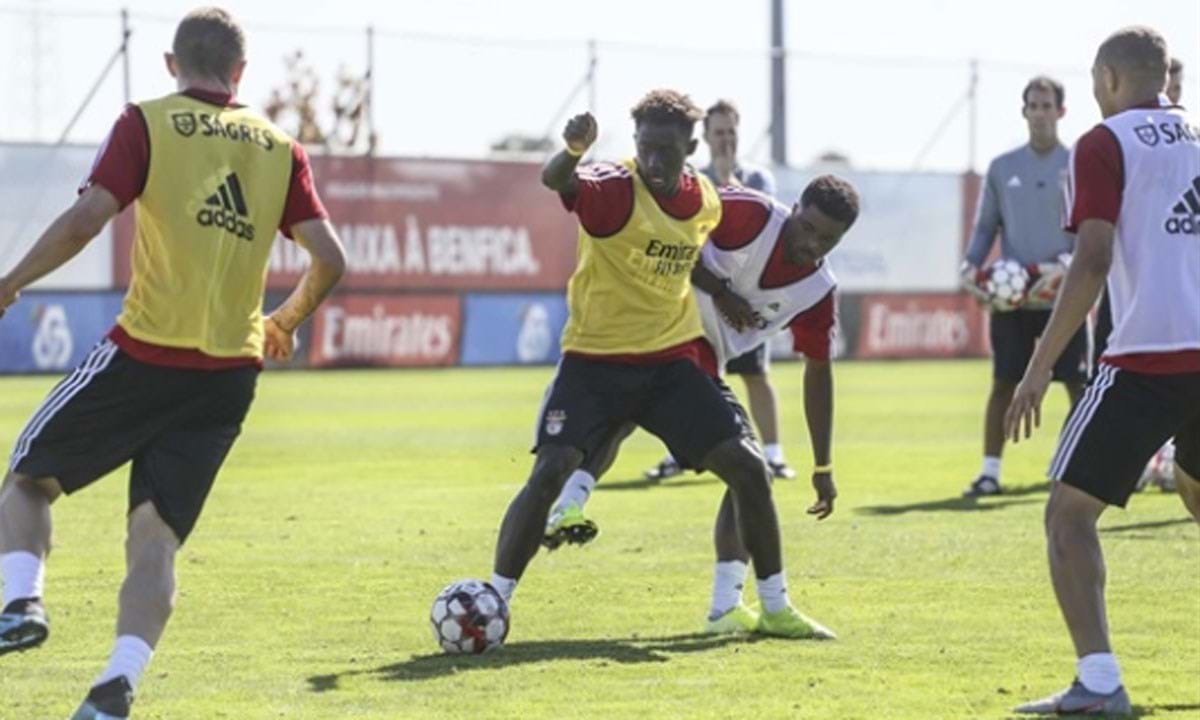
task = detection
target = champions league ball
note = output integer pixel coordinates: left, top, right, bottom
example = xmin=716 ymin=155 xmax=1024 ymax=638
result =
xmin=985 ymin=259 xmax=1029 ymax=311
xmin=430 ymin=579 xmax=510 ymax=654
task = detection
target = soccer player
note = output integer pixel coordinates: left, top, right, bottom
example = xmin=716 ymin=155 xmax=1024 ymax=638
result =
xmin=645 ymin=99 xmax=797 ymax=482
xmin=545 ymin=175 xmax=858 ymax=634
xmin=1006 ymin=26 xmax=1200 ymax=715
xmin=489 ymin=90 xmax=830 ymax=639
xmin=0 ymin=8 xmax=345 ymax=718
xmin=960 ymin=76 xmax=1085 ymax=497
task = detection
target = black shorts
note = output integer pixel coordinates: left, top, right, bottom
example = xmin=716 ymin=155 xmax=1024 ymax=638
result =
xmin=725 ymin=343 xmax=769 ymax=375
xmin=1048 ymin=363 xmax=1200 ymax=507
xmin=990 ymin=309 xmax=1088 ymax=383
xmin=8 ymin=339 xmax=258 ymax=542
xmin=533 ymin=354 xmax=753 ymax=468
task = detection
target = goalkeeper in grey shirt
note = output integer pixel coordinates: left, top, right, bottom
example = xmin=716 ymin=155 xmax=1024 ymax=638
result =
xmin=959 ymin=76 xmax=1087 ymax=497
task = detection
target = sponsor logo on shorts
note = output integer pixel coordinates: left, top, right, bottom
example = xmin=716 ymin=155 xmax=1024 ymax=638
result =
xmin=197 ymin=173 xmax=256 ymax=241
xmin=545 ymin=410 xmax=566 ymax=436
xmin=1165 ymin=177 xmax=1200 ymax=235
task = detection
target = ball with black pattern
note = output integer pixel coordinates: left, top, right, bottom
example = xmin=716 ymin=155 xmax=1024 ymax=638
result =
xmin=430 ymin=579 xmax=510 ymax=654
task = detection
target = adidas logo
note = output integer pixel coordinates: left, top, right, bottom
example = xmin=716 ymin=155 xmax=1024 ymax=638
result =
xmin=195 ymin=173 xmax=256 ymax=241
xmin=1165 ymin=176 xmax=1200 ymax=235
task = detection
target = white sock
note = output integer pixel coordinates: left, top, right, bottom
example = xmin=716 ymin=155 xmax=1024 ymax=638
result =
xmin=554 ymin=470 xmax=596 ymax=515
xmin=1 ymin=551 xmax=45 ymax=607
xmin=755 ymin=571 xmax=790 ymax=614
xmin=981 ymin=455 xmax=1002 ymax=480
xmin=764 ymin=444 xmax=785 ymax=464
xmin=1077 ymin=652 xmax=1122 ymax=694
xmin=95 ymin=635 xmax=154 ymax=690
xmin=490 ymin=574 xmax=517 ymax=603
xmin=708 ymin=560 xmax=748 ymax=619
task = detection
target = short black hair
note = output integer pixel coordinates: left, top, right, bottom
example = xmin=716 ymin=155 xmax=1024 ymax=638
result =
xmin=1169 ymin=57 xmax=1184 ymax=75
xmin=1022 ymin=76 xmax=1065 ymax=108
xmin=630 ymin=89 xmax=704 ymax=133
xmin=703 ymin=99 xmax=740 ymax=130
xmin=801 ymin=175 xmax=860 ymax=228
xmin=1096 ymin=26 xmax=1169 ymax=88
xmin=173 ymin=7 xmax=245 ymax=82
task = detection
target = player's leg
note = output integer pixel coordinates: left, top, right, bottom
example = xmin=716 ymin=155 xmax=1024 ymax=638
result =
xmin=967 ymin=311 xmax=1026 ymax=496
xmin=0 ymin=473 xmax=59 ymax=654
xmin=641 ymin=365 xmax=832 ymax=639
xmin=73 ymin=361 xmax=256 ymax=718
xmin=543 ymin=422 xmax=636 ymax=549
xmin=493 ymin=357 xmax=620 ymax=598
xmin=737 ymin=346 xmax=794 ymax=479
xmin=1173 ymin=418 xmax=1200 ymax=522
xmin=1018 ymin=365 xmax=1187 ymax=715
xmin=1 ymin=338 xmax=130 ymax=656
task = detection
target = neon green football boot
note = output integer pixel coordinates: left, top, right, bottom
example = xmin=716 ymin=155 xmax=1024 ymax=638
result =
xmin=541 ymin=503 xmax=599 ymax=551
xmin=756 ymin=606 xmax=837 ymax=640
xmin=703 ymin=603 xmax=760 ymax=635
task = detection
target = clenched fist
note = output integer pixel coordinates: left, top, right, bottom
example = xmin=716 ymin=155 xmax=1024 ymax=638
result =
xmin=564 ymin=112 xmax=598 ymax=155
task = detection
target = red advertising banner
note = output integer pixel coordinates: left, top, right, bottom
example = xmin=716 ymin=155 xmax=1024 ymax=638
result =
xmin=308 ymin=294 xmax=462 ymax=368
xmin=855 ymin=293 xmax=990 ymax=359
xmin=113 ymin=155 xmax=579 ymax=291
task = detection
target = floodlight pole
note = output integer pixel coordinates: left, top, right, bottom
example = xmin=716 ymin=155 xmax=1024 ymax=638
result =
xmin=366 ymin=24 xmax=376 ymax=154
xmin=968 ymin=58 xmax=979 ymax=173
xmin=769 ymin=0 xmax=787 ymax=166
xmin=121 ymin=8 xmax=131 ymax=104
xmin=587 ymin=38 xmax=597 ymax=113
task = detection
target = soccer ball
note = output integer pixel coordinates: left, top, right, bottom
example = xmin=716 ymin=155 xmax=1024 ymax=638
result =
xmin=430 ymin=579 xmax=509 ymax=655
xmin=985 ymin=259 xmax=1029 ymax=311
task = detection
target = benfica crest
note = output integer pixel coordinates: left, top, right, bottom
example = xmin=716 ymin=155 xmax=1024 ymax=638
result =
xmin=544 ymin=410 xmax=567 ymax=436
xmin=171 ymin=111 xmax=197 ymax=137
xmin=1133 ymin=124 xmax=1159 ymax=147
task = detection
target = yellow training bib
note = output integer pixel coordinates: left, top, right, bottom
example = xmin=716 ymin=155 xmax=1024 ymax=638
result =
xmin=118 ymin=93 xmax=294 ymax=359
xmin=560 ymin=159 xmax=721 ymax=355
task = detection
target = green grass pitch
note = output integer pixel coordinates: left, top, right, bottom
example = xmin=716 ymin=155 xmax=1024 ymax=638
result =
xmin=0 ymin=360 xmax=1196 ymax=719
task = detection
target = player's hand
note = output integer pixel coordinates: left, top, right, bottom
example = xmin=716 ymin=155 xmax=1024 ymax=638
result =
xmin=0 ymin=277 xmax=18 ymax=320
xmin=807 ymin=472 xmax=836 ymax=520
xmin=959 ymin=261 xmax=990 ymax=305
xmin=715 ymin=290 xmax=758 ymax=331
xmin=1005 ymin=368 xmax=1051 ymax=443
xmin=1026 ymin=262 xmax=1065 ymax=305
xmin=563 ymin=112 xmax=598 ymax=155
xmin=263 ymin=315 xmax=296 ymax=362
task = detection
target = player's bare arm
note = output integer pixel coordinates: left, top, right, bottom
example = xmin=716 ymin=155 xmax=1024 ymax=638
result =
xmin=0 ymin=186 xmax=119 ymax=319
xmin=690 ymin=261 xmax=756 ymax=331
xmin=541 ymin=112 xmax=597 ymax=195
xmin=1006 ymin=219 xmax=1113 ymax=442
xmin=265 ymin=218 xmax=347 ymax=360
xmin=803 ymin=357 xmax=836 ymax=519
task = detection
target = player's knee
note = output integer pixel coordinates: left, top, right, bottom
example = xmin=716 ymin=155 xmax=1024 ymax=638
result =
xmin=991 ymin=379 xmax=1017 ymax=399
xmin=528 ymin=446 xmax=582 ymax=500
xmin=3 ymin=472 xmax=62 ymax=502
xmin=706 ymin=439 xmax=770 ymax=495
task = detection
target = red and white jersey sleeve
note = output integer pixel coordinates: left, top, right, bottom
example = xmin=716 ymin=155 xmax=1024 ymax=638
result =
xmin=788 ymin=291 xmax=836 ymax=362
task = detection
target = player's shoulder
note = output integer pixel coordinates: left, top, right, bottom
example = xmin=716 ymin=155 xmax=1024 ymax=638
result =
xmin=711 ymin=186 xmax=776 ymax=250
xmin=739 ymin=162 xmax=776 ymax=190
xmin=989 ymin=144 xmax=1031 ymax=173
xmin=577 ymin=161 xmax=633 ymax=183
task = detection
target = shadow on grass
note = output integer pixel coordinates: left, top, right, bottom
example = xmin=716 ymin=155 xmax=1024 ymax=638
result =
xmin=307 ymin=633 xmax=754 ymax=691
xmin=1006 ymin=703 xmax=1200 ymax=719
xmin=1100 ymin=517 xmax=1194 ymax=534
xmin=595 ymin=475 xmax=720 ymax=492
xmin=855 ymin=485 xmax=1051 ymax=517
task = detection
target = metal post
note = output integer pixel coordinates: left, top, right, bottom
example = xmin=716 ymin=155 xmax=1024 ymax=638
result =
xmin=366 ymin=25 xmax=376 ymax=154
xmin=769 ymin=0 xmax=787 ymax=166
xmin=968 ymin=58 xmax=979 ymax=173
xmin=121 ymin=8 xmax=131 ymax=103
xmin=587 ymin=38 xmax=597 ymax=113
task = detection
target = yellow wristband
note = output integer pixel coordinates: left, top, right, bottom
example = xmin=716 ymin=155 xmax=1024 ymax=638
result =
xmin=564 ymin=144 xmax=585 ymax=157
xmin=813 ymin=464 xmax=833 ymax=474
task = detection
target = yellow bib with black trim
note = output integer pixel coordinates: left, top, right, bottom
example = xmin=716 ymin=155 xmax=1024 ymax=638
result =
xmin=560 ymin=159 xmax=722 ymax=354
xmin=118 ymin=93 xmax=294 ymax=359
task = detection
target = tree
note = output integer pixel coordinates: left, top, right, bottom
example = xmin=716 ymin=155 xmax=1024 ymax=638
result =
xmin=265 ymin=50 xmax=375 ymax=154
